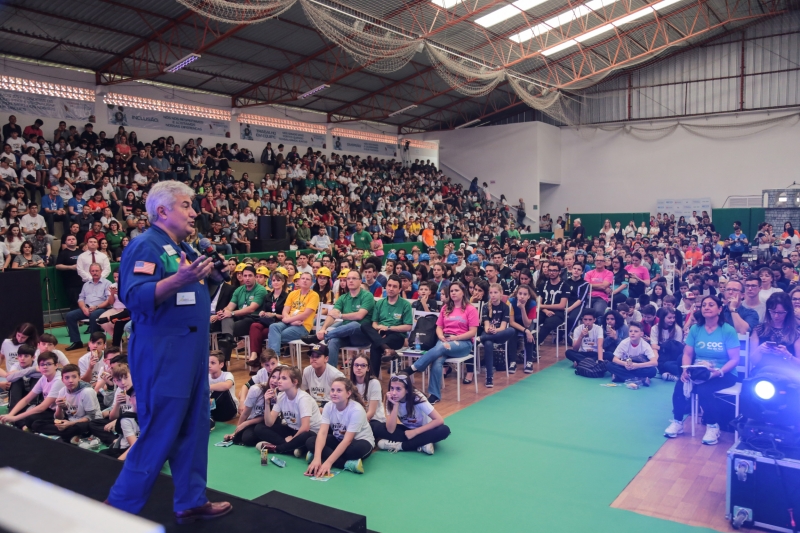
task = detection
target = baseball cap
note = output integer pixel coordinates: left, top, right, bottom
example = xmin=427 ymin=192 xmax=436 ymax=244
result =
xmin=399 ymin=271 xmax=413 ymax=281
xmin=309 ymin=344 xmax=329 ymax=358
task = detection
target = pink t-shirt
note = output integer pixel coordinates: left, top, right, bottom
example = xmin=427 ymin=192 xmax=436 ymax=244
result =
xmin=585 ymin=268 xmax=614 ymax=302
xmin=437 ymin=305 xmax=480 ymax=337
xmin=625 ymin=265 xmax=650 ymax=284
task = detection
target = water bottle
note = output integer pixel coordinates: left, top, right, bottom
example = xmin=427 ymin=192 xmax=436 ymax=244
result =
xmin=414 ymin=333 xmax=421 ymax=351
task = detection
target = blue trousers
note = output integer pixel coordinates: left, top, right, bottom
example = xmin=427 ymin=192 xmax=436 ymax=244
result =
xmin=268 ymin=322 xmax=308 ymax=355
xmin=107 ymin=323 xmax=210 ymax=514
xmin=413 ymin=339 xmax=473 ymax=399
xmin=480 ymin=328 xmax=516 ymax=379
xmin=607 ymin=362 xmax=657 ymax=382
xmin=324 ymin=322 xmax=369 ymax=367
xmin=66 ymin=307 xmax=105 ymax=343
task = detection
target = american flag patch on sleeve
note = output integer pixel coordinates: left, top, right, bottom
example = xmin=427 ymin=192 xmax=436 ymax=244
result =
xmin=133 ymin=261 xmax=156 ymax=275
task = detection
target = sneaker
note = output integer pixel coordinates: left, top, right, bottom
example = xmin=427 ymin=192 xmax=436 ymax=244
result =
xmin=377 ymin=440 xmax=403 ymax=453
xmin=642 ymin=377 xmax=651 ymax=387
xmin=70 ymin=436 xmax=82 ymax=445
xmin=381 ymin=349 xmax=399 ymax=362
xmin=306 ymin=451 xmax=313 ymax=464
xmin=664 ymin=419 xmax=684 ymax=438
xmin=702 ymin=424 xmax=720 ymax=445
xmin=485 ymin=376 xmax=494 ymax=388
xmin=661 ymin=372 xmax=678 ymax=382
xmin=256 ymin=441 xmax=276 ymax=452
xmin=524 ymin=361 xmax=534 ymax=374
xmin=508 ymin=362 xmax=517 ymax=374
xmin=300 ymin=335 xmax=319 ymax=345
xmin=79 ymin=436 xmax=101 ymax=450
xmin=427 ymin=394 xmax=440 ymax=405
xmin=344 ymin=459 xmax=364 ymax=474
xmin=417 ymin=443 xmax=434 ymax=455
xmin=293 ymin=447 xmax=305 ymax=458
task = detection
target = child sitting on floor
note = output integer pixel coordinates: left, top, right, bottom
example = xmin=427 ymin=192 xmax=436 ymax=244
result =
xmin=607 ymin=321 xmax=659 ymax=386
xmin=226 ymin=365 xmax=283 ymax=447
xmin=0 ymin=352 xmax=63 ymax=431
xmin=33 ymin=364 xmax=103 ymax=446
xmin=257 ymin=366 xmax=321 ymax=457
xmin=301 ymin=344 xmax=344 ymax=407
xmin=209 ymin=351 xmax=238 ymax=425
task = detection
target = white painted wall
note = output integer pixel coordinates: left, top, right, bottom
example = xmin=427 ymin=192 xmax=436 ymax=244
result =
xmin=543 ymin=111 xmax=800 ymax=215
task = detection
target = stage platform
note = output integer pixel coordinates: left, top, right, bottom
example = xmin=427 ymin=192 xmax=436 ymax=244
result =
xmin=0 ymin=425 xmax=372 ymax=533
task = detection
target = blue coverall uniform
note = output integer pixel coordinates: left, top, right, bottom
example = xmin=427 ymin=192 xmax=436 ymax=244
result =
xmin=107 ymin=224 xmax=211 ymax=514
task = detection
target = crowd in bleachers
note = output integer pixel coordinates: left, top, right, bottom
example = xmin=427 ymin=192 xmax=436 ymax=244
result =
xmin=3 ymin=112 xmax=800 ymax=468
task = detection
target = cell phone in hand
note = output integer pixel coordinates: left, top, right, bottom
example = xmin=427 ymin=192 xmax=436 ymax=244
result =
xmin=764 ymin=341 xmax=778 ymax=349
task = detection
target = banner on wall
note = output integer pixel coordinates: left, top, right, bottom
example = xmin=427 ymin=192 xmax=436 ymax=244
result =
xmin=656 ymin=197 xmax=712 ymax=219
xmin=0 ymin=91 xmax=94 ymax=121
xmin=332 ymin=135 xmax=397 ymax=157
xmin=239 ymin=123 xmax=325 ymax=148
xmin=106 ymin=106 xmax=229 ymax=137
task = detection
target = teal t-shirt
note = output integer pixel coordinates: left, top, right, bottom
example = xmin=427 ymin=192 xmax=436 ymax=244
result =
xmin=686 ymin=322 xmax=740 ymax=375
xmin=334 ymin=288 xmax=375 ymax=326
xmin=231 ymin=283 xmax=268 ymax=310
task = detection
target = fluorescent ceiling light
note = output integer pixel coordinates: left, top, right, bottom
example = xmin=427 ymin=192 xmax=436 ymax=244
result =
xmin=431 ymin=0 xmax=464 ymax=7
xmin=165 ymin=53 xmax=200 ymax=73
xmin=455 ymin=118 xmax=481 ymax=129
xmin=388 ymin=104 xmax=418 ymax=117
xmin=510 ymin=0 xmax=619 ymax=43
xmin=541 ymin=39 xmax=578 ymax=56
xmin=298 ymin=84 xmax=329 ymax=100
xmin=475 ymin=0 xmax=550 ymax=28
xmin=574 ymin=23 xmax=615 ymax=42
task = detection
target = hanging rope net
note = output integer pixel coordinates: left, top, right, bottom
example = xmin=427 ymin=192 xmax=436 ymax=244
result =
xmin=175 ymin=0 xmax=297 ymax=23
xmin=425 ymin=44 xmax=505 ymax=97
xmin=507 ymin=75 xmax=578 ymax=125
xmin=300 ymin=0 xmax=421 ymax=73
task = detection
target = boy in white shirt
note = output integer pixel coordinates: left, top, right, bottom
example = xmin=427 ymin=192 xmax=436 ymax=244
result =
xmin=34 ymin=364 xmax=103 ymax=444
xmin=237 ymin=350 xmax=279 ymax=411
xmin=34 ymin=333 xmax=70 ymax=367
xmin=607 ymin=321 xmax=659 ymax=386
xmin=78 ymin=332 xmax=108 ymax=386
xmin=97 ymin=364 xmax=139 ymax=459
xmin=565 ymin=309 xmax=604 ymax=367
xmin=301 ymin=345 xmax=344 ymax=407
xmin=0 ymin=345 xmax=39 ymax=411
xmin=209 ymin=351 xmax=238 ymax=423
xmin=0 ymin=351 xmax=63 ymax=430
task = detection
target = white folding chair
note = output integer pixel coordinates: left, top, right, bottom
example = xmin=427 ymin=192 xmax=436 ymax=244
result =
xmin=288 ymin=304 xmax=331 ymax=370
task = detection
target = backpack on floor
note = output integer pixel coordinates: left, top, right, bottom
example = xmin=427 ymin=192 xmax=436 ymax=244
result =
xmin=410 ymin=315 xmax=438 ymax=351
xmin=575 ymin=358 xmax=607 ymax=378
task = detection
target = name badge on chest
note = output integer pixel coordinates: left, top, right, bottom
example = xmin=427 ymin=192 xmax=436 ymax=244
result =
xmin=163 ymin=244 xmax=178 ymax=256
xmin=177 ymin=292 xmax=196 ymax=306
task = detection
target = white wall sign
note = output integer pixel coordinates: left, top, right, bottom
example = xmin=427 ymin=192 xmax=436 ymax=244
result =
xmin=239 ymin=123 xmax=325 ymax=148
xmin=106 ymin=106 xmax=229 ymax=137
xmin=656 ymin=197 xmax=712 ymax=219
xmin=332 ymin=135 xmax=397 ymax=157
xmin=0 ymin=91 xmax=94 ymax=121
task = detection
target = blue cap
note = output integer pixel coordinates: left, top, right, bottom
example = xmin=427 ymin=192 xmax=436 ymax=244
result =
xmin=467 ymin=254 xmax=479 ymax=263
xmin=419 ymin=253 xmax=430 ymax=262
xmin=446 ymin=253 xmax=458 ymax=265
xmin=386 ymin=252 xmax=397 ymax=260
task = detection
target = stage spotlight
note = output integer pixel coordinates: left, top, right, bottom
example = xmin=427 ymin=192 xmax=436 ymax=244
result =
xmin=754 ymin=380 xmax=776 ymax=400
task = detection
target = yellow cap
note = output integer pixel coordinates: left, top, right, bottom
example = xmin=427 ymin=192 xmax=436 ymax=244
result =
xmin=338 ymin=268 xmax=350 ymax=279
xmin=256 ymin=266 xmax=270 ymax=276
xmin=293 ymin=272 xmax=301 ymax=281
xmin=234 ymin=263 xmax=246 ymax=272
xmin=275 ymin=267 xmax=289 ymax=277
xmin=316 ymin=266 xmax=332 ymax=278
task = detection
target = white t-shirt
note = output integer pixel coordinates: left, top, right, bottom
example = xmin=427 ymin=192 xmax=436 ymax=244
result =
xmin=759 ymin=287 xmax=782 ymax=304
xmin=613 ymin=338 xmax=656 ymax=363
xmin=34 ymin=348 xmax=70 ymax=367
xmin=571 ymin=324 xmax=603 ymax=353
xmin=1 ymin=340 xmax=22 ymax=371
xmin=743 ymin=301 xmax=766 ymax=322
xmin=78 ymin=352 xmax=104 ymax=385
xmin=650 ymin=324 xmax=683 ymax=345
xmin=119 ymin=418 xmax=139 ymax=450
xmin=56 ymin=385 xmax=102 ymax=421
xmin=209 ymin=371 xmax=238 ymax=408
xmin=253 ymin=367 xmax=271 ymax=385
xmin=244 ymin=385 xmax=268 ymax=420
xmin=356 ymin=378 xmax=385 ymax=423
xmin=321 ymin=400 xmax=375 ymax=446
xmin=393 ymin=393 xmax=433 ymax=429
xmin=31 ymin=372 xmax=65 ymax=410
xmin=272 ymin=389 xmax=321 ymax=432
xmin=301 ymin=364 xmax=344 ymax=405
xmin=19 ymin=214 xmax=46 ymax=233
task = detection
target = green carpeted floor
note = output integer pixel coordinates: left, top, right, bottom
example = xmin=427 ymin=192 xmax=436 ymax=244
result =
xmin=201 ymin=360 xmax=715 ymax=533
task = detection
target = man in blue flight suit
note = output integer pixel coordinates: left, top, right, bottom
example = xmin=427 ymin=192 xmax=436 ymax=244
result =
xmin=106 ymin=181 xmax=232 ymax=523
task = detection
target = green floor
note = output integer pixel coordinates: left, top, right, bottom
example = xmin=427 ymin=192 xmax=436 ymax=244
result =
xmin=202 ymin=360 xmax=714 ymax=533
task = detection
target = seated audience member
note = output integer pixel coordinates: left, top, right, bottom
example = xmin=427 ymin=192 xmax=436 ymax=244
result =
xmin=479 ymin=283 xmax=516 ymax=388
xmin=33 ymin=364 xmax=103 ymax=445
xmin=412 ymin=281 xmax=440 ymax=312
xmin=537 ymin=263 xmax=567 ymax=344
xmin=0 ymin=345 xmax=38 ymax=411
xmin=563 ymin=263 xmax=590 ymax=331
xmin=404 ymin=281 xmax=478 ymax=405
xmin=508 ymin=284 xmax=538 ymax=373
xmin=665 ymin=295 xmax=740 ymax=445
xmin=77 ymin=332 xmax=110 ymax=387
xmin=214 ymin=265 xmax=268 ymax=347
xmin=305 ymin=377 xmax=374 ymax=476
xmin=93 ymin=363 xmax=137 ymax=455
xmin=303 ymin=269 xmax=373 ymax=367
xmin=349 ymin=354 xmax=385 ymax=433
xmin=209 ymin=352 xmax=238 ymax=424
xmin=11 ymin=240 xmax=44 ymax=269
xmin=372 ymin=373 xmax=450 ymax=455
xmin=76 ymin=236 xmax=110 ymax=283
xmin=565 ymin=309 xmax=604 ymax=367
xmin=226 ymin=366 xmax=283 ymax=447
xmin=268 ymin=272 xmax=320 ymax=355
xmin=65 ymin=265 xmax=112 ymax=351
xmin=362 ymin=263 xmax=383 ymax=297
xmin=99 ymin=385 xmax=138 ymax=461
xmin=246 ymin=273 xmax=288 ymax=369
xmin=0 ymin=351 xmax=63 ymax=430
xmin=601 ymin=310 xmax=628 ymax=361
xmin=749 ymin=292 xmax=800 ymax=369
xmin=238 ymin=350 xmax=280 ymax=408
xmin=650 ymin=307 xmax=684 ymax=381
xmin=742 ymin=275 xmax=766 ymax=322
xmin=361 ymin=275 xmax=413 ymax=372
xmin=257 ymin=366 xmax=321 ymax=456
xmin=301 ymin=344 xmax=344 ymax=407
xmin=607 ymin=321 xmax=658 ymax=385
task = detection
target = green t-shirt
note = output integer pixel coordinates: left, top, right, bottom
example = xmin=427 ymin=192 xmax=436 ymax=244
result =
xmin=231 ymin=283 xmax=268 ymax=310
xmin=334 ymin=288 xmax=375 ymax=326
xmin=106 ymin=230 xmax=124 ymax=250
xmin=508 ymin=229 xmax=520 ymax=239
xmin=371 ymin=297 xmax=413 ymax=337
xmin=353 ymin=230 xmax=373 ymax=250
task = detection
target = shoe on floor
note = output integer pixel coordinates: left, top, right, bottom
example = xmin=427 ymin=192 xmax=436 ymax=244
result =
xmin=381 ymin=349 xmax=399 ymax=362
xmin=417 ymin=443 xmax=434 ymax=455
xmin=79 ymin=436 xmax=101 ymax=450
xmin=702 ymin=423 xmax=720 ymax=445
xmin=300 ymin=335 xmax=319 ymax=345
xmin=642 ymin=377 xmax=651 ymax=387
xmin=661 ymin=372 xmax=678 ymax=382
xmin=306 ymin=451 xmax=313 ymax=464
xmin=508 ymin=362 xmax=517 ymax=374
xmin=66 ymin=342 xmax=83 ymax=352
xmin=293 ymin=447 xmax=305 ymax=458
xmin=664 ymin=419 xmax=684 ymax=438
xmin=256 ymin=441 xmax=276 ymax=452
xmin=524 ymin=361 xmax=534 ymax=373
xmin=344 ymin=459 xmax=364 ymax=474
xmin=485 ymin=376 xmax=494 ymax=388
xmin=377 ymin=440 xmax=403 ymax=453
xmin=174 ymin=501 xmax=232 ymax=525
xmin=427 ymin=394 xmax=440 ymax=405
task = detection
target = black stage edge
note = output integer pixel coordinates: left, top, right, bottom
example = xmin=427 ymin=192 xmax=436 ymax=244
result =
xmin=0 ymin=269 xmax=43 ymax=338
xmin=253 ymin=491 xmax=366 ymax=533
xmin=0 ymin=425 xmax=369 ymax=533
